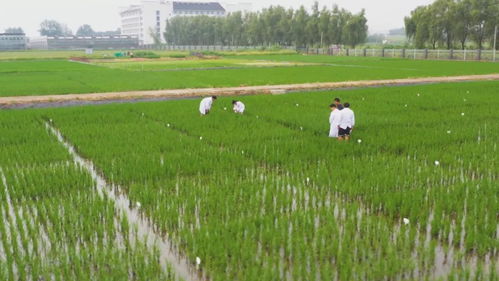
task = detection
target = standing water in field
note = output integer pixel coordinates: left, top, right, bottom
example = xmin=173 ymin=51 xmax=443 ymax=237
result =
xmin=45 ymin=122 xmax=205 ymax=281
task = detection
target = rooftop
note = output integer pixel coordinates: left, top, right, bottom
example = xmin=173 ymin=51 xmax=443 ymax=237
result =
xmin=173 ymin=2 xmax=225 ymax=12
xmin=0 ymin=33 xmax=26 ymax=36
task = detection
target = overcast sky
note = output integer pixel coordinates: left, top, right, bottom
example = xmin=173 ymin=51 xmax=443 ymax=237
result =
xmin=1 ymin=0 xmax=434 ymax=37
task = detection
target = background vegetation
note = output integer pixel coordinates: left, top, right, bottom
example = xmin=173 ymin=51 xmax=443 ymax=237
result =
xmin=404 ymin=0 xmax=499 ymax=49
xmin=164 ymin=2 xmax=368 ymax=48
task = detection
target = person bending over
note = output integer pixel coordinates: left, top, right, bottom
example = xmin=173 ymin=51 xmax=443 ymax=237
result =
xmin=232 ymin=100 xmax=245 ymax=114
xmin=199 ymin=96 xmax=217 ymax=115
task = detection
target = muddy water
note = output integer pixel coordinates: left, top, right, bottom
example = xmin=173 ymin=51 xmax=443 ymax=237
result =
xmin=45 ymin=122 xmax=205 ymax=281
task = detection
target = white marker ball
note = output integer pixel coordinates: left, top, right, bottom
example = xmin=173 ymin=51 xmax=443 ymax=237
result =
xmin=434 ymin=160 xmax=440 ymax=166
xmin=403 ymin=218 xmax=410 ymax=225
xmin=357 ymin=139 xmax=362 ymax=143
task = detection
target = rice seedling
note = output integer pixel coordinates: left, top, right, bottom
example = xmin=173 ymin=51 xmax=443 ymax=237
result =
xmin=6 ymin=80 xmax=490 ymax=280
xmin=0 ymin=111 xmax=178 ymax=281
xmin=0 ymin=54 xmax=497 ymax=97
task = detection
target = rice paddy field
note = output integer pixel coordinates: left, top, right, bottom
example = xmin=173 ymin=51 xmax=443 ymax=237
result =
xmin=1 ymin=75 xmax=498 ymax=280
xmin=0 ymin=51 xmax=498 ymax=97
xmin=0 ymin=49 xmax=498 ymax=280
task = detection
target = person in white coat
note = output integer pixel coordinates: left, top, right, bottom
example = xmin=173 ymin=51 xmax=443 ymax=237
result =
xmin=338 ymin=102 xmax=355 ymax=141
xmin=199 ymin=96 xmax=217 ymax=115
xmin=232 ymin=100 xmax=245 ymax=114
xmin=329 ymin=104 xmax=341 ymax=138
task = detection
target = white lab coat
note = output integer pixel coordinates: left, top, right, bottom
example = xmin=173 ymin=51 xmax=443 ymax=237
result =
xmin=329 ymin=109 xmax=341 ymax=137
xmin=233 ymin=101 xmax=245 ymax=114
xmin=338 ymin=108 xmax=355 ymax=130
xmin=199 ymin=97 xmax=214 ymax=115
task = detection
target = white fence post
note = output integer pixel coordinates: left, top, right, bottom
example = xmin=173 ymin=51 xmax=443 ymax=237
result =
xmin=493 ymin=25 xmax=497 ymax=62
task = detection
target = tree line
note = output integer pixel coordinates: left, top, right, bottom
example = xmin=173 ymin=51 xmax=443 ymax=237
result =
xmin=405 ymin=0 xmax=499 ymax=50
xmin=3 ymin=27 xmax=24 ymax=34
xmin=164 ymin=2 xmax=368 ymax=48
xmin=38 ymin=20 xmax=120 ymax=37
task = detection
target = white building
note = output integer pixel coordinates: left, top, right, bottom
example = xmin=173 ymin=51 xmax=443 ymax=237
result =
xmin=120 ymin=0 xmax=229 ymax=45
xmin=0 ymin=33 xmax=27 ymax=51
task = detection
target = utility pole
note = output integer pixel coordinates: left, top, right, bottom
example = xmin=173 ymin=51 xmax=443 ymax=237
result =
xmin=494 ymin=25 xmax=497 ymax=62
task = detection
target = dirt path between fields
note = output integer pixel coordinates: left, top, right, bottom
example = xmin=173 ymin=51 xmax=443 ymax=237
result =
xmin=1 ymin=74 xmax=498 ymax=109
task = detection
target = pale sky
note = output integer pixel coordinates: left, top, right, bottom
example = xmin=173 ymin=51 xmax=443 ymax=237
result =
xmin=0 ymin=0 xmax=434 ymax=37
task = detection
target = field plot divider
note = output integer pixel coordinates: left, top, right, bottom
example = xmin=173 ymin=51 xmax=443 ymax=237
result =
xmin=43 ymin=120 xmax=205 ymax=281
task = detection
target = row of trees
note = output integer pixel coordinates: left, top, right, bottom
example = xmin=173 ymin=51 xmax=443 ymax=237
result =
xmin=3 ymin=27 xmax=24 ymax=34
xmin=39 ymin=20 xmax=119 ymax=37
xmin=405 ymin=0 xmax=498 ymax=50
xmin=164 ymin=3 xmax=368 ymax=47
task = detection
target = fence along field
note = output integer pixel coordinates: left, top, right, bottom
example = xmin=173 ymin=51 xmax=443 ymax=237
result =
xmin=0 ymin=80 xmax=497 ymax=280
xmin=0 ymin=52 xmax=498 ymax=97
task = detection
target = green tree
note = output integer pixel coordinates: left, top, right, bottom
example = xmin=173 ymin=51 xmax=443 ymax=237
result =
xmin=318 ymin=7 xmax=331 ymax=46
xmin=432 ymin=0 xmax=456 ymax=49
xmin=4 ymin=27 xmax=24 ymax=34
xmin=342 ymin=10 xmax=368 ymax=48
xmin=469 ymin=0 xmax=495 ymax=49
xmin=163 ymin=4 xmax=368 ymax=47
xmin=76 ymin=24 xmax=95 ymax=37
xmin=39 ymin=20 xmax=72 ymax=37
xmin=453 ymin=0 xmax=473 ymax=49
xmin=305 ymin=2 xmax=320 ymax=46
xmin=292 ymin=6 xmax=309 ymax=47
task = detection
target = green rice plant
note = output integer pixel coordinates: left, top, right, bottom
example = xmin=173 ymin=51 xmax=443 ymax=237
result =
xmin=0 ymin=54 xmax=498 ymax=97
xmin=1 ymin=80 xmax=497 ymax=280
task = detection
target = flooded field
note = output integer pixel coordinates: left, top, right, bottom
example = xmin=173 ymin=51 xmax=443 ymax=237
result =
xmin=0 ymin=81 xmax=497 ymax=280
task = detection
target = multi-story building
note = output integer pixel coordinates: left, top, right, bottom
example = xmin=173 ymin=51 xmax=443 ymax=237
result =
xmin=0 ymin=33 xmax=27 ymax=51
xmin=120 ymin=1 xmax=238 ymax=45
